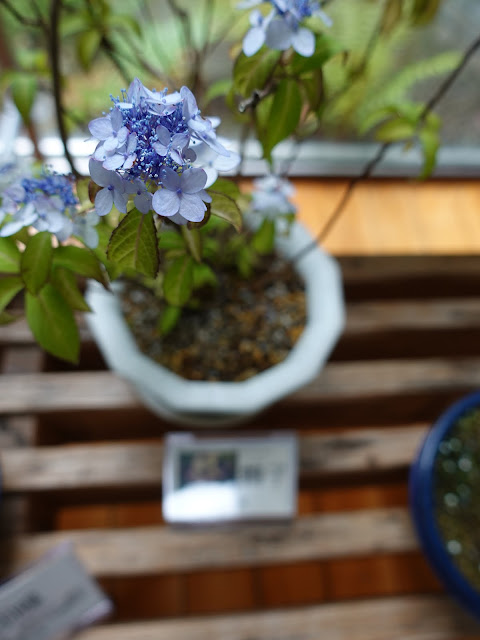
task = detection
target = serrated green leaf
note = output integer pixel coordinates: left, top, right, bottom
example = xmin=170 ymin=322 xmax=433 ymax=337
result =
xmin=107 ymin=209 xmax=159 ymax=279
xmin=181 ymin=226 xmax=202 ymax=263
xmin=21 ymin=232 xmax=52 ymax=294
xmin=261 ymin=79 xmax=302 ymax=159
xmin=0 ymin=275 xmax=24 ymax=311
xmin=53 ymin=245 xmax=107 ymax=286
xmin=26 ymin=284 xmax=80 ymax=363
xmin=252 ymin=218 xmax=276 ymax=255
xmin=208 ymin=192 xmax=243 ymax=232
xmin=233 ymin=48 xmax=281 ymax=98
xmin=0 ymin=237 xmax=21 ymax=273
xmin=163 ymin=255 xmax=194 ymax=306
xmin=77 ymin=29 xmax=102 ymax=70
xmin=158 ymin=230 xmax=185 ymax=251
xmin=158 ymin=305 xmax=181 ymax=336
xmin=10 ymin=72 xmax=37 ymax=123
xmin=51 ymin=267 xmax=91 ymax=312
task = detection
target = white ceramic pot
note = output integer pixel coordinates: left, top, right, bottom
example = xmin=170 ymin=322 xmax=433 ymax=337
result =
xmin=85 ymin=222 xmax=345 ymax=427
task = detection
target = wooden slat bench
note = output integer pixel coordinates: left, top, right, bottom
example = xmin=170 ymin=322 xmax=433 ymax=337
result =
xmin=1 ymin=254 xmax=480 ymax=639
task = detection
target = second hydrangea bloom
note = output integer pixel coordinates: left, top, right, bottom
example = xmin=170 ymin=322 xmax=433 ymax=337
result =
xmin=239 ymin=0 xmax=331 ymax=57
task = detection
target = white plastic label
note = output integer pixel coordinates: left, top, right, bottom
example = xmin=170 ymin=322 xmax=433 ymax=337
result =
xmin=0 ymin=544 xmax=112 ymax=640
xmin=163 ymin=432 xmax=298 ymax=523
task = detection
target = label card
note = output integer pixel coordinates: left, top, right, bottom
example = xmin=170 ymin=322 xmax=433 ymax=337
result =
xmin=163 ymin=432 xmax=298 ymax=524
xmin=0 ymin=544 xmax=113 ymax=640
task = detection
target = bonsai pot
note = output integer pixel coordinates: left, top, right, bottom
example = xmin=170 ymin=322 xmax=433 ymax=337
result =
xmin=85 ymin=221 xmax=345 ymax=427
xmin=409 ymin=390 xmax=480 ymax=622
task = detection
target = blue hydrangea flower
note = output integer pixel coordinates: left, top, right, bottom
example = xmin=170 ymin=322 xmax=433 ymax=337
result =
xmin=239 ymin=0 xmax=331 ymax=57
xmin=193 ymin=139 xmax=241 ymax=188
xmin=88 ymin=78 xmax=231 ymax=224
xmin=152 ymin=166 xmax=212 ymax=224
xmin=0 ymin=172 xmax=79 ymax=238
xmin=89 ymin=159 xmax=128 ymax=216
xmin=250 ymin=174 xmax=297 ymax=218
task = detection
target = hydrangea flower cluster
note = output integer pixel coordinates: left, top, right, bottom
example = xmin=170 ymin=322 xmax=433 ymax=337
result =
xmin=0 ymin=169 xmax=99 ymax=248
xmin=250 ymin=174 xmax=297 ymax=218
xmin=239 ymin=0 xmax=331 ymax=57
xmin=88 ymin=78 xmax=239 ymax=226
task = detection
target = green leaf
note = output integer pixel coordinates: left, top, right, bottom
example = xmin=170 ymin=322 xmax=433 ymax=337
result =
xmin=374 ymin=117 xmax=416 ymax=142
xmin=203 ymin=78 xmax=232 ymax=105
xmin=26 ymin=284 xmax=80 ymax=363
xmin=10 ymin=72 xmax=37 ymax=124
xmin=208 ymin=191 xmax=243 ymax=232
xmin=107 ymin=209 xmax=159 ymax=279
xmin=0 ymin=275 xmax=24 ymax=311
xmin=158 ymin=305 xmax=181 ymax=336
xmin=50 ymin=267 xmax=91 ymax=312
xmin=418 ymin=126 xmax=440 ymax=179
xmin=380 ymin=0 xmax=403 ymax=35
xmin=77 ymin=29 xmax=102 ymax=70
xmin=181 ymin=226 xmax=202 ymax=263
xmin=236 ymin=245 xmax=256 ymax=279
xmin=0 ymin=237 xmax=21 ymax=273
xmin=193 ymin=263 xmax=217 ymax=290
xmin=209 ymin=178 xmax=241 ymax=200
xmin=252 ymin=218 xmax=276 ymax=255
xmin=53 ymin=245 xmax=108 ymax=285
xmin=106 ymin=14 xmax=142 ymax=36
xmin=163 ymin=255 xmax=194 ymax=307
xmin=21 ymin=232 xmax=53 ymax=294
xmin=410 ymin=0 xmax=442 ymax=24
xmin=290 ymin=34 xmax=345 ymax=75
xmin=233 ymin=48 xmax=281 ymax=98
xmin=0 ymin=310 xmax=17 ymax=325
xmin=158 ymin=230 xmax=185 ymax=251
xmin=60 ymin=11 xmax=90 ymax=37
xmin=261 ymin=78 xmax=302 ymax=159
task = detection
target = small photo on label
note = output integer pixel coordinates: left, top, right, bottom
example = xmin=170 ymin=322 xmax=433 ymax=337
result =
xmin=163 ymin=432 xmax=298 ymax=525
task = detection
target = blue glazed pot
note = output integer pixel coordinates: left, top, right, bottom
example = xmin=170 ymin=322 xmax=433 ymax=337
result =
xmin=409 ymin=390 xmax=480 ymax=622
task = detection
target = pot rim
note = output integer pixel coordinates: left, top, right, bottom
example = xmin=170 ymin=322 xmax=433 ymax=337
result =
xmin=409 ymin=389 xmax=480 ymax=622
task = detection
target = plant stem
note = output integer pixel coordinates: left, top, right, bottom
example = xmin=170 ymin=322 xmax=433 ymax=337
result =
xmin=291 ymin=31 xmax=480 ymax=264
xmin=49 ymin=0 xmax=78 ymax=176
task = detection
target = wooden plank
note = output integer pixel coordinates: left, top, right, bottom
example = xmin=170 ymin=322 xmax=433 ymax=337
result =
xmin=77 ymin=594 xmax=480 ymax=640
xmin=0 ymin=358 xmax=478 ymax=414
xmin=346 ymin=299 xmax=480 ymax=333
xmin=2 ymin=296 xmax=480 ymax=346
xmin=0 ymin=426 xmax=426 ymax=492
xmin=1 ymin=507 xmax=417 ymax=576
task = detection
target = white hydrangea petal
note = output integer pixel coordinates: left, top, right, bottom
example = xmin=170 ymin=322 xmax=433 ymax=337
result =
xmin=178 ymin=193 xmax=207 ymax=222
xmin=265 ymin=18 xmax=293 ymax=50
xmin=95 ymin=188 xmax=114 ymax=216
xmin=291 ymin=27 xmax=315 ymax=57
xmin=243 ymin=26 xmax=266 ymax=56
xmin=88 ymin=117 xmax=112 ymax=140
xmin=152 ymin=188 xmax=180 ymax=217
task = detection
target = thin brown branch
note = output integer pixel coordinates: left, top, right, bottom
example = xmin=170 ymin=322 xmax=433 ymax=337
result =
xmin=49 ymin=0 xmax=78 ymax=176
xmin=292 ymin=31 xmax=480 ymax=263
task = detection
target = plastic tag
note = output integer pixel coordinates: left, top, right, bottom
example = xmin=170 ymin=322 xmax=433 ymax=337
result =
xmin=163 ymin=432 xmax=298 ymax=524
xmin=0 ymin=544 xmax=112 ymax=640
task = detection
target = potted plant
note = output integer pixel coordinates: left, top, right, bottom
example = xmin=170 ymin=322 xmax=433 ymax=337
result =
xmin=0 ymin=0 xmax=470 ymax=425
xmin=409 ymin=391 xmax=480 ymax=623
